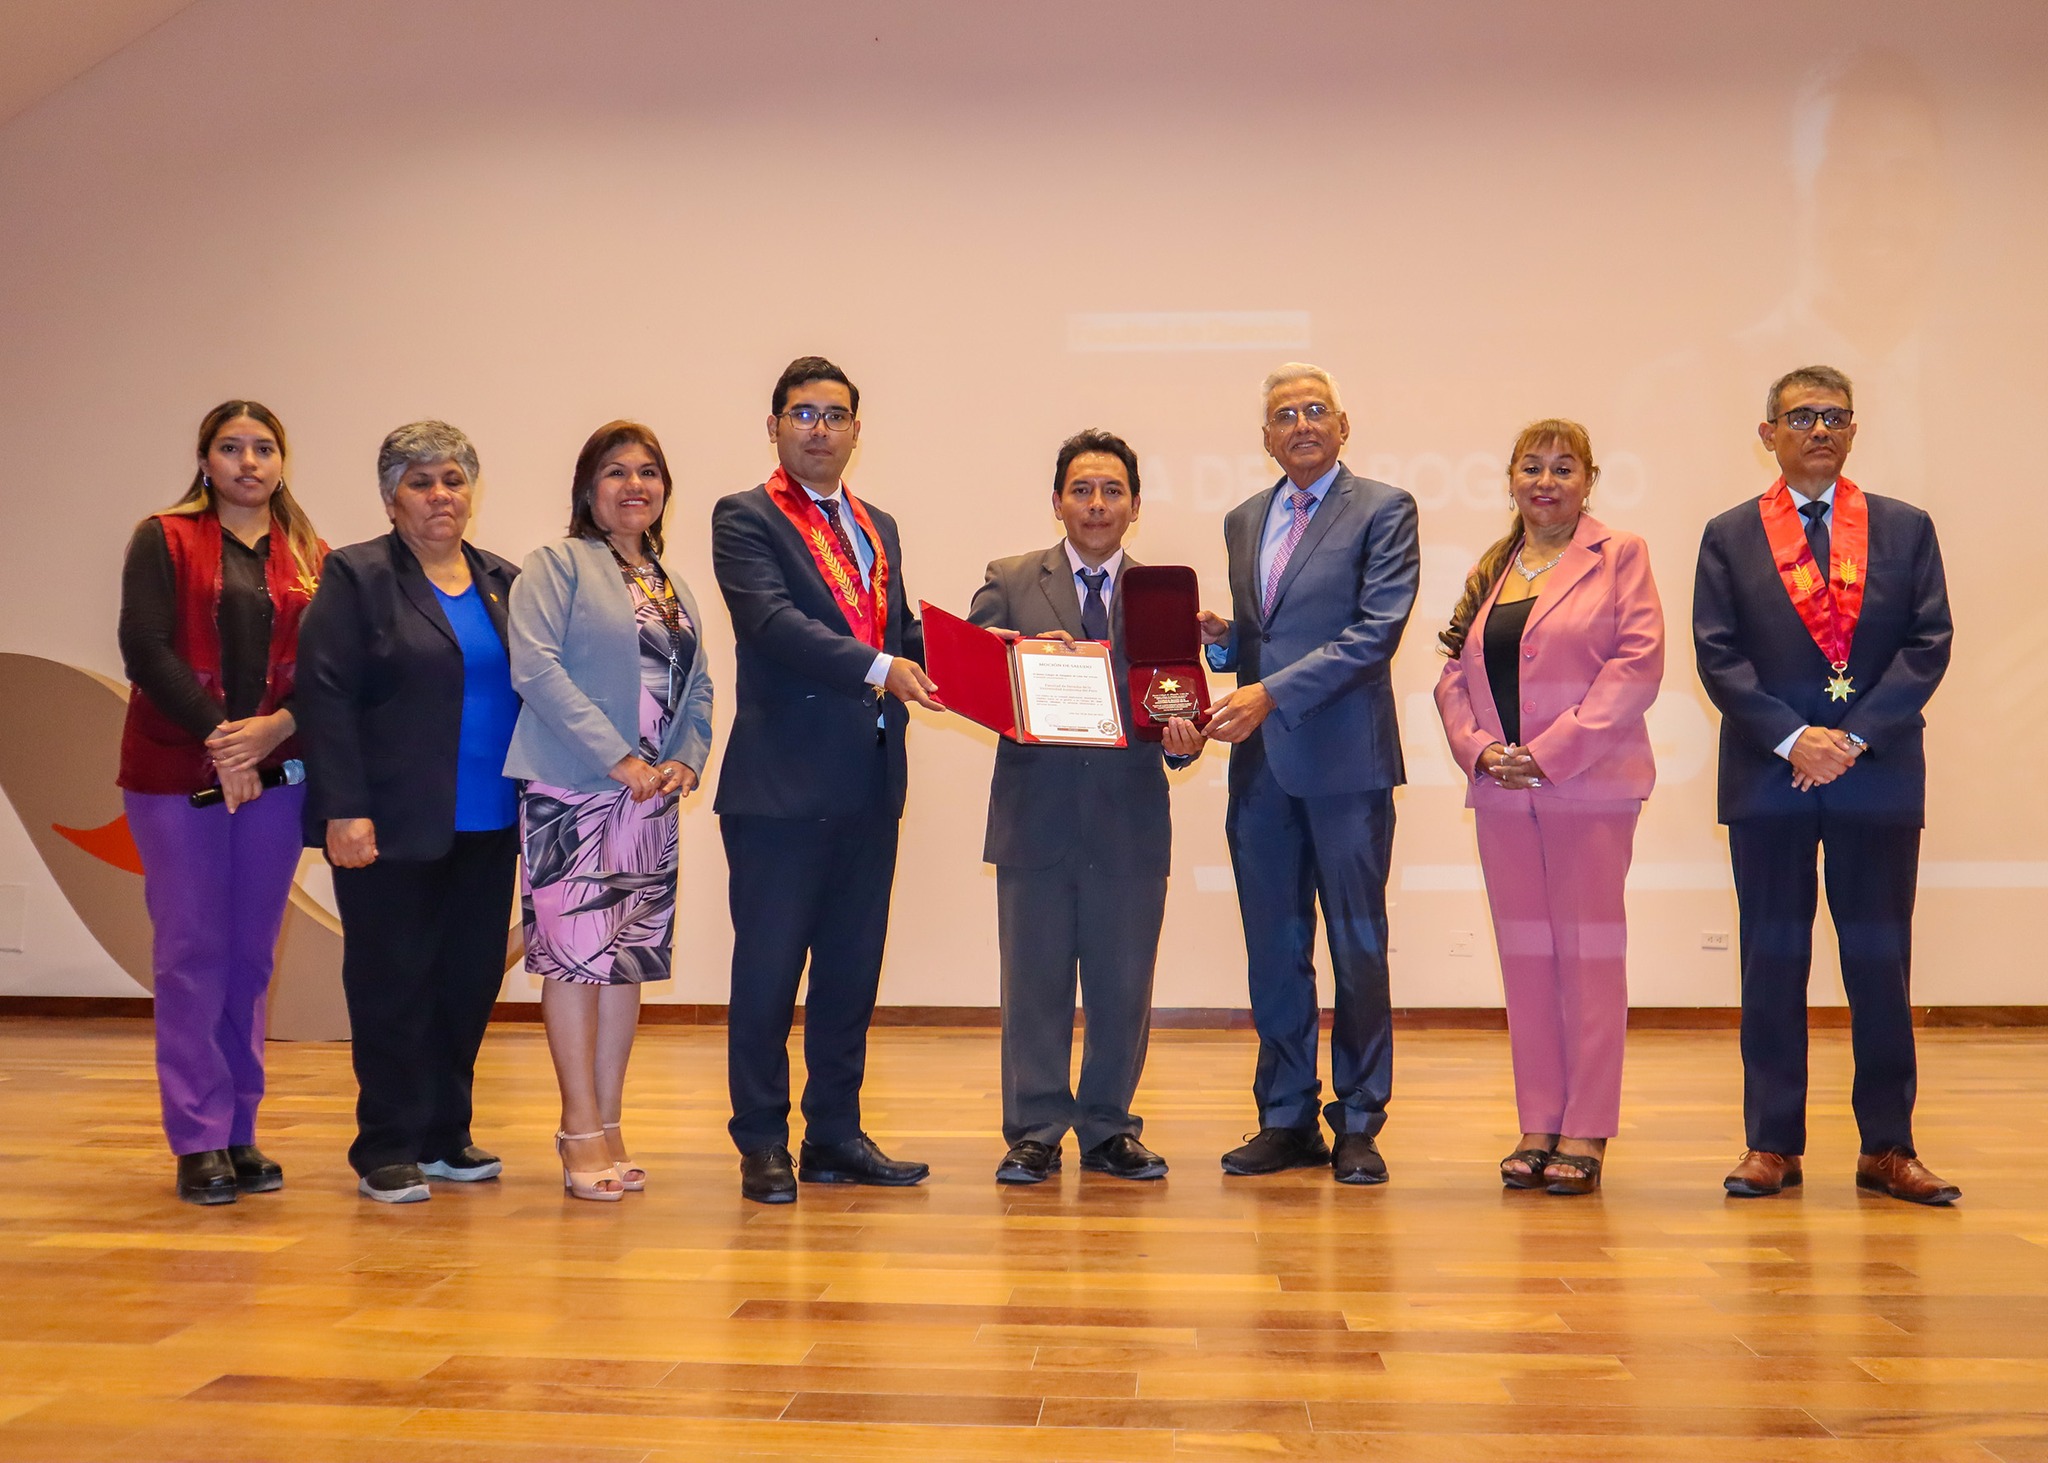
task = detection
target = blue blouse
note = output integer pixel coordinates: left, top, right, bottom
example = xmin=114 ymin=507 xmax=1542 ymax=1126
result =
xmin=432 ymin=582 xmax=521 ymax=831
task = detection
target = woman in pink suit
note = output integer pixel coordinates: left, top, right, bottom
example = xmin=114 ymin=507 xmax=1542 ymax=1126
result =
xmin=1433 ymin=419 xmax=1663 ymax=1195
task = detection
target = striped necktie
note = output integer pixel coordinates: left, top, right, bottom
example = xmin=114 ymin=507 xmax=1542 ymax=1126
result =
xmin=1261 ymin=488 xmax=1317 ymax=618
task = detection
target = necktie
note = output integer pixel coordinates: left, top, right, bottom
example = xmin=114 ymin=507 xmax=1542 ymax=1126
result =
xmin=1261 ymin=488 xmax=1317 ymax=618
xmin=1078 ymin=568 xmax=1110 ymax=642
xmin=1800 ymin=498 xmax=1830 ymax=578
xmin=815 ymin=497 xmax=863 ymax=578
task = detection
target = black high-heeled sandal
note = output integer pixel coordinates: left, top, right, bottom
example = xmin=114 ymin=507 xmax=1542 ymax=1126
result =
xmin=1543 ymin=1150 xmax=1603 ymax=1196
xmin=1499 ymin=1147 xmax=1553 ymax=1190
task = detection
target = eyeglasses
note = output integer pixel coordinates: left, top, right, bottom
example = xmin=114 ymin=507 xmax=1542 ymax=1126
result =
xmin=780 ymin=406 xmax=856 ymax=433
xmin=1772 ymin=407 xmax=1854 ymax=432
xmin=1267 ymin=402 xmax=1335 ymax=429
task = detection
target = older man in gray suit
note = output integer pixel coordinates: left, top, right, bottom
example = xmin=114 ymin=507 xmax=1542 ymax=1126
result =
xmin=969 ymin=429 xmax=1205 ymax=1185
xmin=1198 ymin=364 xmax=1420 ymax=1184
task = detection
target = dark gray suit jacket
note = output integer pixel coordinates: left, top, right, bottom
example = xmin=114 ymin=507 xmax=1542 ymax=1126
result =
xmin=1211 ymin=464 xmax=1420 ymax=797
xmin=967 ymin=545 xmax=1175 ymax=875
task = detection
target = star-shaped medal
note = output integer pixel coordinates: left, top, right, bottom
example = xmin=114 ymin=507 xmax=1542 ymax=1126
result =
xmin=1826 ymin=673 xmax=1855 ymax=702
xmin=1158 ymin=678 xmax=1180 ymax=693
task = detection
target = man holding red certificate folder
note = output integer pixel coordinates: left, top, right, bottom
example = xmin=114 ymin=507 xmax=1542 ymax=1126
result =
xmin=1693 ymin=365 xmax=1957 ymax=1204
xmin=711 ymin=356 xmax=941 ymax=1205
xmin=968 ymin=431 xmax=1205 ymax=1184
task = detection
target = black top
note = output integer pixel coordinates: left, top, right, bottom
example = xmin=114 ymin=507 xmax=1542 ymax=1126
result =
xmin=118 ymin=517 xmax=278 ymax=739
xmin=1483 ymin=594 xmax=1536 ymax=747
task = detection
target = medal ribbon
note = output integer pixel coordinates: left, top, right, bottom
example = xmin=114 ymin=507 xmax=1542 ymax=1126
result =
xmin=765 ymin=466 xmax=889 ymax=649
xmin=1757 ymin=476 xmax=1868 ymax=671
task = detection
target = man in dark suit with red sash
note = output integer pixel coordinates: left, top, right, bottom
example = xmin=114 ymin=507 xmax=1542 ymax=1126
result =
xmin=712 ymin=356 xmax=941 ymax=1204
xmin=1693 ymin=364 xmax=1957 ymax=1204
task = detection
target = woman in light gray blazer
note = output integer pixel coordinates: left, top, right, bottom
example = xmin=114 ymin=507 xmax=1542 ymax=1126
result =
xmin=506 ymin=421 xmax=713 ymax=1201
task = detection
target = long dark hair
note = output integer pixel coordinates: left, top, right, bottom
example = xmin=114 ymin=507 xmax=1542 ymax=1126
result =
xmin=160 ymin=400 xmax=324 ymax=584
xmin=1438 ymin=418 xmax=1598 ymax=657
xmin=568 ymin=420 xmax=673 ymax=557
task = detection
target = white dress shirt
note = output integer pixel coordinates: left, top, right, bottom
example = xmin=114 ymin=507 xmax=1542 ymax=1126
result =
xmin=1064 ymin=541 xmax=1125 ymax=625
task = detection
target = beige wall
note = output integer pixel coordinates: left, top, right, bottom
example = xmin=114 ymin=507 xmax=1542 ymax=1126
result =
xmin=1 ymin=0 xmax=2042 ymax=1006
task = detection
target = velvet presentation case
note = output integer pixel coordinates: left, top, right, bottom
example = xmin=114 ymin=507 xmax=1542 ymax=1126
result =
xmin=1117 ymin=565 xmax=1210 ymax=742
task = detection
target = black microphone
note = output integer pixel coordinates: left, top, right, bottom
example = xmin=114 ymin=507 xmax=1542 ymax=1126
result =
xmin=189 ymin=759 xmax=306 ymax=808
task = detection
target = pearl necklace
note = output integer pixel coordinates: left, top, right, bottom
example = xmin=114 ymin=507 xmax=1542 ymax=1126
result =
xmin=1512 ymin=543 xmax=1569 ymax=582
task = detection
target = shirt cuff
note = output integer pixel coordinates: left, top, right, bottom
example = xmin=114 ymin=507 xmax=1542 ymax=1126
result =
xmin=865 ymin=653 xmax=892 ymax=688
xmin=1204 ymin=643 xmax=1228 ymax=672
xmin=1774 ymin=726 xmax=1806 ymax=760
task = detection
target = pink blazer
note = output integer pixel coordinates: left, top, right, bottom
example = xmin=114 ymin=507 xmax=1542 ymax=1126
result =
xmin=1433 ymin=513 xmax=1664 ymax=808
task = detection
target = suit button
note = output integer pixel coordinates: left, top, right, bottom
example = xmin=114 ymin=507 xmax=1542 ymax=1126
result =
xmin=1261 ymin=633 xmax=1272 ymax=643
xmin=1523 ymin=701 xmax=1535 ymax=713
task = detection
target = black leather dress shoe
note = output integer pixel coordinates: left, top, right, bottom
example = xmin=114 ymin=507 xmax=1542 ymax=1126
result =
xmin=1082 ymin=1134 xmax=1168 ymax=1180
xmin=176 ymin=1149 xmax=238 ymax=1205
xmin=798 ymin=1133 xmax=930 ymax=1186
xmin=420 ymin=1146 xmax=503 ymax=1182
xmin=226 ymin=1144 xmax=283 ymax=1193
xmin=740 ymin=1145 xmax=797 ymax=1204
xmin=1220 ymin=1126 xmax=1330 ymax=1175
xmin=1332 ymin=1132 xmax=1389 ymax=1185
xmin=995 ymin=1140 xmax=1062 ymax=1184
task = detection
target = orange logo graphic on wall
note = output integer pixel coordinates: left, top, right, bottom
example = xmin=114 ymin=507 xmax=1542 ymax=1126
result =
xmin=0 ymin=653 xmax=518 ymax=1040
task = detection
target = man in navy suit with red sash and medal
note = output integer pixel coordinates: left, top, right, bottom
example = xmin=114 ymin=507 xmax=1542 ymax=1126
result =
xmin=712 ymin=356 xmax=942 ymax=1204
xmin=1693 ymin=365 xmax=1958 ymax=1204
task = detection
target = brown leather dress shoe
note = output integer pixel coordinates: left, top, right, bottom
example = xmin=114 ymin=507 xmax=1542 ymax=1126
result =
xmin=1723 ymin=1149 xmax=1802 ymax=1197
xmin=1855 ymin=1148 xmax=1960 ymax=1205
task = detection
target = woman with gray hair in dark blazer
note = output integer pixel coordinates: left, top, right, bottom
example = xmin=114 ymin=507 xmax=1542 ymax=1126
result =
xmin=507 ymin=420 xmax=713 ymax=1201
xmin=297 ymin=420 xmax=521 ymax=1204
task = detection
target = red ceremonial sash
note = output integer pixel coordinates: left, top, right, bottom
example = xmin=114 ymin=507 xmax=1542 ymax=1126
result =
xmin=1757 ymin=476 xmax=1868 ymax=672
xmin=765 ymin=466 xmax=890 ymax=649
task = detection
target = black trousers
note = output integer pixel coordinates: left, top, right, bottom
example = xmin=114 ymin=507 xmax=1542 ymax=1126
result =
xmin=1727 ymin=811 xmax=1920 ymax=1157
xmin=996 ymin=858 xmax=1166 ymax=1151
xmin=722 ymin=806 xmax=899 ymax=1153
xmin=1225 ymin=751 xmax=1396 ymax=1137
xmin=331 ymin=827 xmax=517 ymax=1176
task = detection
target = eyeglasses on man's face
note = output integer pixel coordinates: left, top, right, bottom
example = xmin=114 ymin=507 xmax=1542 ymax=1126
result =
xmin=1772 ymin=407 xmax=1854 ymax=432
xmin=1267 ymin=402 xmax=1335 ymax=430
xmin=781 ymin=405 xmax=856 ymax=433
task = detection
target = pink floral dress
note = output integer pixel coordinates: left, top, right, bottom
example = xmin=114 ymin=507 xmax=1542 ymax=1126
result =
xmin=519 ymin=568 xmax=692 ymax=984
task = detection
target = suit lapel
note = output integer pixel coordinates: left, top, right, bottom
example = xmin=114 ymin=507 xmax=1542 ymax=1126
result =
xmin=391 ymin=533 xmax=458 ymax=650
xmin=1519 ymin=515 xmax=1609 ymax=639
xmin=1036 ymin=545 xmax=1086 ymax=639
xmin=466 ymin=544 xmax=512 ymax=647
xmin=1265 ymin=470 xmax=1351 ymax=622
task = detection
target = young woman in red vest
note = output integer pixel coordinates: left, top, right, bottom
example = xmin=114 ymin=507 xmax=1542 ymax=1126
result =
xmin=116 ymin=400 xmax=326 ymax=1205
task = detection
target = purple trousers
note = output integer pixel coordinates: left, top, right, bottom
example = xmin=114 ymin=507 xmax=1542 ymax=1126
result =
xmin=124 ymin=785 xmax=306 ymax=1156
xmin=1474 ymin=796 xmax=1639 ymax=1140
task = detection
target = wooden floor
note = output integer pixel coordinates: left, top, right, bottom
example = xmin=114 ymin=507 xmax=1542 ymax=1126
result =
xmin=1 ymin=1019 xmax=2044 ymax=1462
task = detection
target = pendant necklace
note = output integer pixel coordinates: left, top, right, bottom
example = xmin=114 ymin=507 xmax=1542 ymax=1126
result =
xmin=1513 ymin=543 xmax=1568 ymax=582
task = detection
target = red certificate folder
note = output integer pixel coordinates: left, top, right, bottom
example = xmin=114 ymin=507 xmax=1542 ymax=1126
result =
xmin=1119 ymin=565 xmax=1211 ymax=742
xmin=920 ymin=602 xmax=1125 ymax=746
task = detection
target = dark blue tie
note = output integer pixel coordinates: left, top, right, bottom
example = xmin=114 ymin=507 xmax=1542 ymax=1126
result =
xmin=1800 ymin=498 xmax=1830 ymax=574
xmin=1078 ymin=569 xmax=1109 ymax=642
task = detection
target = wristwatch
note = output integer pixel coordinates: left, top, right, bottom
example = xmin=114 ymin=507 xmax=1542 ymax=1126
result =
xmin=1844 ymin=732 xmax=1867 ymax=749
